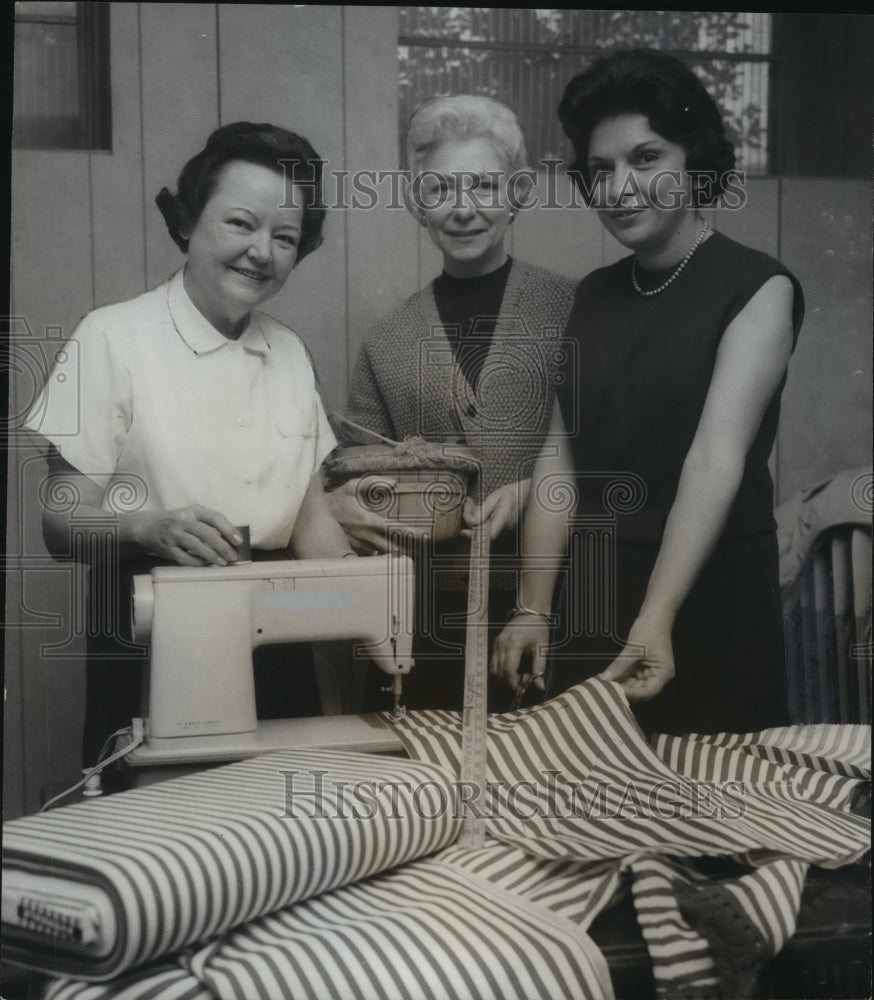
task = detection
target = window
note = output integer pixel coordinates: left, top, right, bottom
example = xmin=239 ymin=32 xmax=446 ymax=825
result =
xmin=13 ymin=1 xmax=111 ymax=151
xmin=399 ymin=9 xmax=773 ymax=175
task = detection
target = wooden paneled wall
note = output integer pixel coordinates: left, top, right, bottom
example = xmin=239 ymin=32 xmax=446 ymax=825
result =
xmin=5 ymin=5 xmax=871 ymax=818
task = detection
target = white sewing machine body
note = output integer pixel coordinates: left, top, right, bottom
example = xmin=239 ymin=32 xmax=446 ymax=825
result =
xmin=125 ymin=555 xmax=413 ymax=770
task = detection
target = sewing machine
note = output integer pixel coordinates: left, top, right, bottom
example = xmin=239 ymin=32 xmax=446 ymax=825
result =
xmin=124 ymin=555 xmax=413 ymax=774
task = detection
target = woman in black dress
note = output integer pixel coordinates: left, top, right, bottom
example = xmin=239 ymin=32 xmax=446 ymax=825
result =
xmin=491 ymin=50 xmax=804 ymax=735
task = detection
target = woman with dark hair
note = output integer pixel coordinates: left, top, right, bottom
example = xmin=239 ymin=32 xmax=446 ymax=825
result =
xmin=155 ymin=122 xmax=327 ymax=262
xmin=26 ymin=122 xmax=354 ymax=766
xmin=492 ymin=50 xmax=804 ymax=735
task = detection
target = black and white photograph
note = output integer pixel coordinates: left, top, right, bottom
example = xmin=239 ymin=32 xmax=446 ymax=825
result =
xmin=4 ymin=6 xmax=872 ymax=999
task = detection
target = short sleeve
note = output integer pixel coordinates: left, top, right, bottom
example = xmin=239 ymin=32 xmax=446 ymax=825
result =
xmin=23 ymin=313 xmax=132 ymax=479
xmin=313 ymin=390 xmax=337 ymax=467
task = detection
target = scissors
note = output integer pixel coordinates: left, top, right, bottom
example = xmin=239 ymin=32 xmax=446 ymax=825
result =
xmin=509 ymin=668 xmax=546 ymax=711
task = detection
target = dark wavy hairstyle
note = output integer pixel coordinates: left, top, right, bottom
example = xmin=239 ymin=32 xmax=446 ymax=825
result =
xmin=558 ymin=49 xmax=736 ymax=203
xmin=155 ymin=122 xmax=326 ymax=260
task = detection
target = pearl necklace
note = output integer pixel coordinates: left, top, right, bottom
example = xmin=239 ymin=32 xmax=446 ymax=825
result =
xmin=631 ymin=218 xmax=710 ymax=298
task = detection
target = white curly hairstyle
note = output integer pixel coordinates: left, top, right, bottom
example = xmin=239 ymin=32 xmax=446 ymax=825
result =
xmin=405 ymin=93 xmax=529 ymax=175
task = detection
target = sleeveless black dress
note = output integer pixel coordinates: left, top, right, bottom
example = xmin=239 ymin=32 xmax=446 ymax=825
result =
xmin=552 ymin=231 xmax=804 ymax=734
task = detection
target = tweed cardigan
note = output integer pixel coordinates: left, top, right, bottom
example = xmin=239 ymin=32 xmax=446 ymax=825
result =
xmin=347 ymin=259 xmax=576 ymax=503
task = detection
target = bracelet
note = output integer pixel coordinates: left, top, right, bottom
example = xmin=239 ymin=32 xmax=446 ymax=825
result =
xmin=507 ymin=604 xmax=552 ymax=624
xmin=341 ymin=550 xmax=358 ymax=558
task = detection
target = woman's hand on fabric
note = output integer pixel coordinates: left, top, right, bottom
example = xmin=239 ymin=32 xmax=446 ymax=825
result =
xmin=462 ymin=479 xmax=530 ymax=542
xmin=599 ymin=617 xmax=675 ymax=701
xmin=131 ymin=505 xmax=243 ymax=566
xmin=324 ymin=476 xmax=405 ymax=554
xmin=490 ymin=616 xmax=549 ymax=692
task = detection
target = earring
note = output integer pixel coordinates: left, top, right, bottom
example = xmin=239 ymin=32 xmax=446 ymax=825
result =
xmin=419 ymin=214 xmax=426 ymax=226
xmin=509 ymin=209 xmax=516 ymax=223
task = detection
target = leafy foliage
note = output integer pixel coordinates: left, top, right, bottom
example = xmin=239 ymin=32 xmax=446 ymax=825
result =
xmin=399 ymin=9 xmax=771 ymax=172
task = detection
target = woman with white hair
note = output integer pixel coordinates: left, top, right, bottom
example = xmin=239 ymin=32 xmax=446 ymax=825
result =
xmin=328 ymin=94 xmax=575 ymax=710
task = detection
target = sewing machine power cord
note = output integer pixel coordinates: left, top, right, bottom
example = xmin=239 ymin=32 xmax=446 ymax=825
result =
xmin=38 ymin=720 xmax=145 ymax=812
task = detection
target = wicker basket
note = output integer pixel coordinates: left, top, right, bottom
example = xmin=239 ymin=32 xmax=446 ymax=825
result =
xmin=323 ymin=442 xmax=479 ymax=543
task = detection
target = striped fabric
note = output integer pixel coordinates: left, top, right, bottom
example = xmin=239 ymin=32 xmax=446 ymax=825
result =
xmin=185 ymin=858 xmax=612 ymax=1000
xmin=387 ymin=679 xmax=870 ymax=866
xmin=386 ymin=678 xmax=870 ymax=996
xmin=435 ymin=842 xmax=625 ymax=929
xmin=627 ymin=854 xmax=809 ymax=999
xmin=43 ymin=859 xmax=614 ymax=1000
xmin=43 ymin=964 xmax=210 ymax=1000
xmin=15 ymin=680 xmax=871 ymax=1000
xmin=4 ymin=749 xmax=461 ymax=980
xmin=652 ymin=723 xmax=870 ymax=779
xmin=628 ymin=856 xmax=722 ymax=997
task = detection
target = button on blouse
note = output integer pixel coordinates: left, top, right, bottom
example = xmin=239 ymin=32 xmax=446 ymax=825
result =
xmin=26 ymin=269 xmax=336 ymax=550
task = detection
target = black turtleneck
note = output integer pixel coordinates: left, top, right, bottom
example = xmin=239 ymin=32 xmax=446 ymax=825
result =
xmin=433 ymin=256 xmax=512 ymax=390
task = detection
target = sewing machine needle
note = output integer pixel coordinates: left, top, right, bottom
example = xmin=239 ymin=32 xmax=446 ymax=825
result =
xmin=390 ymin=675 xmax=405 ymax=719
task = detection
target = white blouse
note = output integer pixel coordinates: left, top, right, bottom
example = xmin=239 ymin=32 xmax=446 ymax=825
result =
xmin=26 ymin=269 xmax=336 ymax=549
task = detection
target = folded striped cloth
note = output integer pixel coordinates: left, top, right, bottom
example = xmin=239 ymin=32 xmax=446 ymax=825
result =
xmin=43 ymin=856 xmax=615 ymax=1000
xmin=185 ymin=856 xmax=613 ymax=1000
xmin=43 ymin=965 xmax=210 ymax=1000
xmin=627 ymin=853 xmax=809 ymax=999
xmin=630 ymin=723 xmax=869 ymax=998
xmin=386 ymin=679 xmax=870 ymax=997
xmin=387 ymin=679 xmax=869 ymax=867
xmin=3 ymin=749 xmax=461 ymax=981
xmin=12 ymin=681 xmax=871 ymax=1000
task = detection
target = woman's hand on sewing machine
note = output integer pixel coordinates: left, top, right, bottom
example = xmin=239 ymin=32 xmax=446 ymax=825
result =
xmin=490 ymin=615 xmax=549 ymax=693
xmin=599 ymin=616 xmax=676 ymax=701
xmin=461 ymin=479 xmax=530 ymax=542
xmin=128 ymin=505 xmax=243 ymax=566
xmin=40 ymin=450 xmax=238 ymax=565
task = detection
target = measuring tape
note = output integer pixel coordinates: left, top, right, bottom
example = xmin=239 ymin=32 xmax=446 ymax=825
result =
xmin=457 ymin=521 xmax=490 ymax=849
